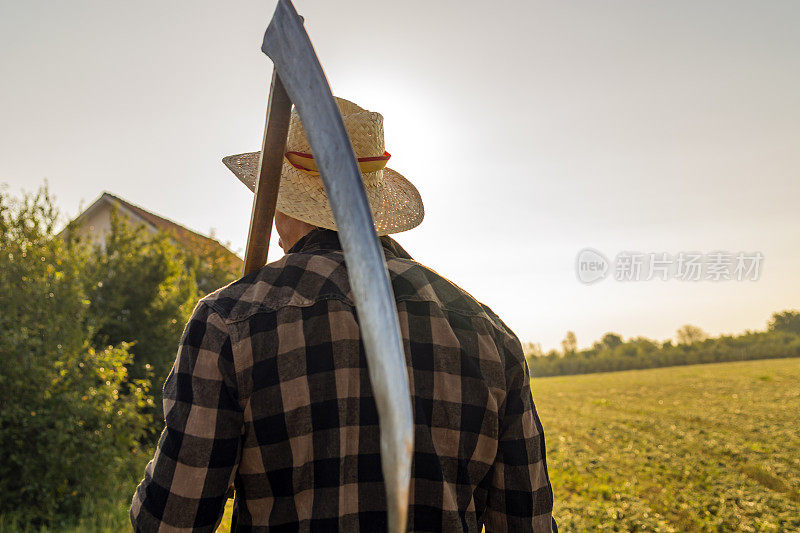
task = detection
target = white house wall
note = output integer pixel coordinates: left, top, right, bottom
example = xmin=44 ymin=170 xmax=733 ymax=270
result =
xmin=70 ymin=195 xmax=157 ymax=248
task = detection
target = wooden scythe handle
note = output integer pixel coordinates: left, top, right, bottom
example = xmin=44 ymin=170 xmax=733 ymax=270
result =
xmin=243 ymin=70 xmax=292 ymax=276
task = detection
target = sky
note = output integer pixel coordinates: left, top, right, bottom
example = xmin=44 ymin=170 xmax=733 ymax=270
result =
xmin=2 ymin=0 xmax=799 ymax=350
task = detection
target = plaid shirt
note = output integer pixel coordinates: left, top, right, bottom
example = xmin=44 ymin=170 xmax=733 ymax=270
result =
xmin=131 ymin=229 xmax=555 ymax=532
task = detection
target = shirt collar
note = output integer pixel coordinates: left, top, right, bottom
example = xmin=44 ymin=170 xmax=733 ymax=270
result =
xmin=287 ymin=227 xmax=413 ymax=260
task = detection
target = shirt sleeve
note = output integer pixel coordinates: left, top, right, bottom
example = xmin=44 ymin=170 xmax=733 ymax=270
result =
xmin=131 ymin=301 xmax=243 ymax=532
xmin=484 ymin=331 xmax=556 ymax=532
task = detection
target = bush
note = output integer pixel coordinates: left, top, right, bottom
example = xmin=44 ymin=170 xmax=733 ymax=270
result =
xmin=0 ymin=186 xmax=153 ymax=528
xmin=0 ymin=344 xmax=153 ymax=527
xmin=84 ymin=210 xmax=199 ymax=386
xmin=177 ymin=228 xmax=242 ymax=296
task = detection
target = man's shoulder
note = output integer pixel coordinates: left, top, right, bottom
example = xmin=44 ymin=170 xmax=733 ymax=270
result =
xmin=385 ymin=255 xmax=512 ymax=331
xmin=386 ymin=256 xmax=526 ymax=371
xmin=199 ymin=248 xmax=351 ymax=323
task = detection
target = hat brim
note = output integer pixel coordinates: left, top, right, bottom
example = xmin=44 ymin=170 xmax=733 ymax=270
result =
xmin=222 ymin=152 xmax=424 ymax=236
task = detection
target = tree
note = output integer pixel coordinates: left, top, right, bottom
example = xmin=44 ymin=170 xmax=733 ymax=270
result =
xmin=600 ymin=332 xmax=623 ymax=350
xmin=84 ymin=210 xmax=199 ymax=386
xmin=768 ymin=310 xmax=800 ymax=336
xmin=561 ymin=331 xmax=578 ymax=354
xmin=676 ymin=324 xmax=708 ymax=345
xmin=176 ymin=227 xmax=242 ymax=295
xmin=0 ymin=186 xmax=152 ymax=527
xmin=522 ymin=341 xmax=544 ymax=358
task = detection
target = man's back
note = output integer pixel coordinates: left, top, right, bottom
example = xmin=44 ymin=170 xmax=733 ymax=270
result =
xmin=131 ymin=229 xmax=554 ymax=532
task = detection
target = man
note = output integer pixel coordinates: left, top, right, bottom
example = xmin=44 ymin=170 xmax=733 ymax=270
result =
xmin=131 ymin=98 xmax=555 ymax=531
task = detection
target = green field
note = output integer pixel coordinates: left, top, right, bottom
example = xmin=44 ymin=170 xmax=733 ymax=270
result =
xmin=6 ymin=359 xmax=797 ymax=532
xmin=534 ymin=358 xmax=800 ymax=532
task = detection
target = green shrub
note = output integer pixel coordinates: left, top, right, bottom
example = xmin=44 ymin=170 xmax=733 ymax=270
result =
xmin=0 ymin=186 xmax=153 ymax=528
xmin=84 ymin=210 xmax=198 ymax=387
xmin=0 ymin=344 xmax=153 ymax=527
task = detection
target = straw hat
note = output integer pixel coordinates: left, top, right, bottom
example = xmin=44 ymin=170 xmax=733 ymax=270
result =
xmin=222 ymin=97 xmax=424 ymax=235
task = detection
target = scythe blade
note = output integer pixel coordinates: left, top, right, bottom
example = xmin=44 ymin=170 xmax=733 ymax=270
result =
xmin=257 ymin=1 xmax=414 ymax=531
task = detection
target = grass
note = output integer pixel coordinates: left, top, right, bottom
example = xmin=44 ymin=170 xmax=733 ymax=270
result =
xmin=533 ymin=358 xmax=800 ymax=531
xmin=0 ymin=492 xmax=133 ymax=533
xmin=4 ymin=358 xmax=798 ymax=531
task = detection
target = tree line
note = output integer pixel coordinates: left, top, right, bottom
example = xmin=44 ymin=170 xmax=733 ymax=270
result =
xmin=525 ymin=313 xmax=800 ymax=377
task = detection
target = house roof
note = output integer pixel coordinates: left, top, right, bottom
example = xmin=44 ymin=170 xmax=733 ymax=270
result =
xmin=76 ymin=192 xmax=242 ymax=268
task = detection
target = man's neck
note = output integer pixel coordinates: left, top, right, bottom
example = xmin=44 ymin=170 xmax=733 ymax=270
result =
xmin=285 ymin=228 xmax=414 ymax=261
xmin=286 ymin=227 xmax=327 ymax=254
xmin=281 ymin=228 xmax=314 ymax=252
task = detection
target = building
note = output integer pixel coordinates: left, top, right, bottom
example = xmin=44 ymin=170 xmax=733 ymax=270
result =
xmin=67 ymin=192 xmax=243 ymax=291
